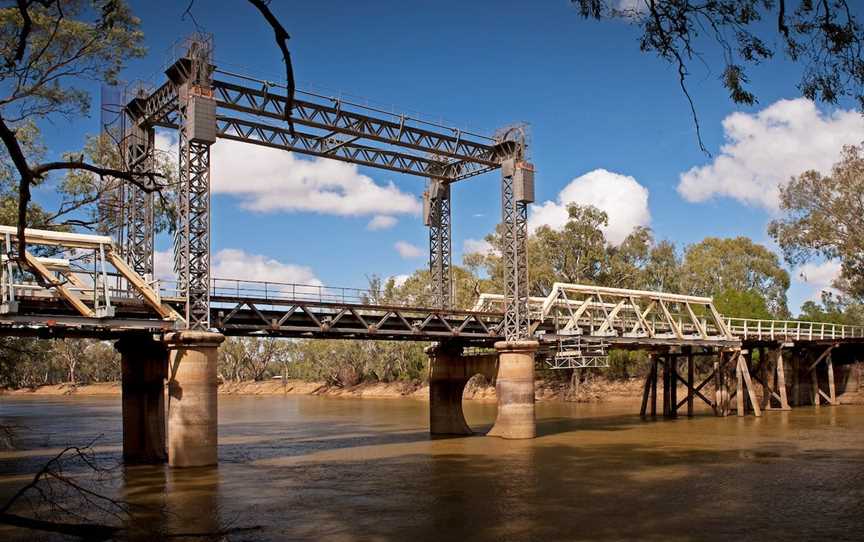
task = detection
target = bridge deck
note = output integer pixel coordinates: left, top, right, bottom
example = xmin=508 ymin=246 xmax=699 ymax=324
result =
xmin=0 ymin=229 xmax=861 ymax=347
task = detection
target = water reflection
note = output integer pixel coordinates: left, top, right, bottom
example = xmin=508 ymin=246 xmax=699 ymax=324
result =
xmin=0 ymin=395 xmax=863 ymax=540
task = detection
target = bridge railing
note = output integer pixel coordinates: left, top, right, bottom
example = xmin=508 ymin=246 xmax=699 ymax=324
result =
xmin=159 ymin=278 xmax=470 ymax=310
xmin=209 ymin=278 xmax=372 ymax=305
xmin=724 ymin=317 xmax=864 ymax=341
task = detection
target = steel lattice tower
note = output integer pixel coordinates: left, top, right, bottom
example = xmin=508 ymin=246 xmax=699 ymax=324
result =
xmin=427 ymin=179 xmax=452 ymax=309
xmin=123 ymin=125 xmax=155 ymax=278
xmin=501 ymin=157 xmax=532 ymax=341
xmin=173 ymin=35 xmax=216 ymax=329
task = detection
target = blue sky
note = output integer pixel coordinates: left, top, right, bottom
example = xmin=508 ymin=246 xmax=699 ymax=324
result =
xmin=33 ymin=1 xmax=864 ymax=313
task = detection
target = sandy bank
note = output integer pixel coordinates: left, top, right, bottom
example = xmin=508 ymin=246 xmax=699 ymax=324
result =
xmin=1 ymin=377 xmax=648 ymax=402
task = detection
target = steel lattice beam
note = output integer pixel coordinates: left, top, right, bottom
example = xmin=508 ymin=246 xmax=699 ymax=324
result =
xmin=216 ymin=116 xmax=462 ymax=180
xmin=127 ymin=77 xmax=514 ymax=181
xmin=211 ymin=80 xmax=503 ymax=164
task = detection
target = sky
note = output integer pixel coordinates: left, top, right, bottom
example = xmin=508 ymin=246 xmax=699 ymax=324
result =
xmin=32 ymin=0 xmax=864 ymax=313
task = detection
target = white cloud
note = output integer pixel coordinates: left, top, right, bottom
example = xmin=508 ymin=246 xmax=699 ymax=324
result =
xmin=366 ymin=215 xmax=398 ymax=231
xmin=678 ymin=99 xmax=864 ymax=211
xmin=212 ymin=249 xmax=321 ymax=286
xmin=152 ymin=247 xmax=319 ymax=288
xmin=391 ymin=274 xmax=410 ymax=288
xmin=463 ymin=238 xmax=493 ymax=255
xmin=795 ymin=260 xmax=842 ymax=301
xmin=394 ymin=241 xmax=422 ymax=259
xmin=154 ymin=134 xmax=420 ymax=218
xmin=153 ymin=249 xmax=176 ymax=282
xmin=528 ymin=169 xmax=651 ymax=245
xmin=211 ymin=140 xmax=419 ymax=216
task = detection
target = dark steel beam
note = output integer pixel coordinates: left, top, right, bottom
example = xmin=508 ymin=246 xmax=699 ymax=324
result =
xmin=216 ymin=116 xmax=462 ymax=180
xmin=212 ymin=80 xmax=507 ymax=165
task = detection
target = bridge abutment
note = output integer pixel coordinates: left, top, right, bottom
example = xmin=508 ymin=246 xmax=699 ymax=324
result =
xmin=488 ymin=340 xmax=538 ymax=439
xmin=164 ymin=331 xmax=225 ymax=467
xmin=116 ymin=334 xmax=169 ymax=464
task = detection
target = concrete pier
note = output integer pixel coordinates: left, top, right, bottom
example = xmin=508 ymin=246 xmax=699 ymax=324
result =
xmin=428 ymin=342 xmax=497 ymax=435
xmin=164 ymin=331 xmax=224 ymax=467
xmin=116 ymin=334 xmax=169 ymax=464
xmin=488 ymin=340 xmax=538 ymax=439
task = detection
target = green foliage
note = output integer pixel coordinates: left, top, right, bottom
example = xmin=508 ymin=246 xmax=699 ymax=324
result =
xmin=769 ymin=145 xmax=864 ymax=301
xmin=0 ymin=1 xmax=155 ymax=232
xmin=0 ymin=1 xmax=145 ymax=121
xmin=713 ymin=288 xmax=773 ymax=320
xmin=366 ymin=265 xmax=488 ymax=310
xmin=0 ymin=338 xmax=118 ymax=388
xmin=605 ymin=350 xmax=650 ymax=380
xmin=217 ymin=337 xmax=428 ymax=387
xmin=798 ymin=292 xmax=864 ymax=326
xmin=680 ymin=237 xmax=790 ymax=317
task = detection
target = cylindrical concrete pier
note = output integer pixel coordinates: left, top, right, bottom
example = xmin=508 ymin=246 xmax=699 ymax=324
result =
xmin=488 ymin=340 xmax=538 ymax=439
xmin=164 ymin=331 xmax=224 ymax=467
xmin=428 ymin=343 xmax=473 ymax=435
xmin=116 ymin=334 xmax=169 ymax=464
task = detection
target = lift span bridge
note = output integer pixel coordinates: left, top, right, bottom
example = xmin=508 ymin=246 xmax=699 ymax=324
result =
xmin=3 ymin=35 xmax=863 ymax=468
xmin=2 ymin=225 xmax=862 ymax=352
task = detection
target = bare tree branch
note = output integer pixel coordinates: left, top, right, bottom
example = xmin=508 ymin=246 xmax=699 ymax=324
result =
xmin=247 ymin=0 xmax=296 ymax=136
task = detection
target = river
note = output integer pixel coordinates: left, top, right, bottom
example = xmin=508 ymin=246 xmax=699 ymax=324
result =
xmin=1 ymin=395 xmax=863 ymax=540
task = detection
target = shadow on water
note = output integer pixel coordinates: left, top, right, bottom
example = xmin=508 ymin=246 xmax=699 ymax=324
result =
xmin=2 ymin=395 xmax=864 ymax=540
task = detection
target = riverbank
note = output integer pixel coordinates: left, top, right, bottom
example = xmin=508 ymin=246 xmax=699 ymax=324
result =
xmin=1 ymin=376 xmax=647 ymax=403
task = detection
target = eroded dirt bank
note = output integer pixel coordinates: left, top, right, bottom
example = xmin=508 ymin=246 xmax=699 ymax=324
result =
xmin=6 ymin=377 xmax=864 ymax=404
xmin=0 ymin=377 xmax=647 ymax=403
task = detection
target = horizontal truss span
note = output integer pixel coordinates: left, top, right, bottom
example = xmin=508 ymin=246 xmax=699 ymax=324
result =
xmin=4 ymin=270 xmax=864 ymax=345
xmin=211 ymin=297 xmax=502 ymax=341
xmin=211 ymin=80 xmax=503 ymax=165
xmin=127 ymin=75 xmax=510 ymax=182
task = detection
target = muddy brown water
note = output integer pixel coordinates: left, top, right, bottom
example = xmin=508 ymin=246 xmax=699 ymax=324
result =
xmin=1 ymin=395 xmax=863 ymax=541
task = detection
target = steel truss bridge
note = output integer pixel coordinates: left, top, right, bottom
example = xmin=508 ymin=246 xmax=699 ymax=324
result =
xmin=98 ymin=34 xmax=533 ymax=340
xmin=3 ymin=35 xmax=863 ymax=362
xmin=2 ymin=228 xmax=862 ymax=349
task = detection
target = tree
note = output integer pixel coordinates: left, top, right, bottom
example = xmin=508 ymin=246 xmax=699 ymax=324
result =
xmin=218 ymin=337 xmax=291 ymax=381
xmin=0 ymin=1 xmax=160 ymax=259
xmin=799 ymin=291 xmax=864 ymax=324
xmin=375 ymin=266 xmax=488 ymax=310
xmin=571 ymin=1 xmax=864 ymax=152
xmin=769 ymin=144 xmax=864 ymax=301
xmin=642 ymin=239 xmax=681 ymax=292
xmin=679 ymin=236 xmax=790 ymax=316
xmin=713 ymin=288 xmax=773 ymax=319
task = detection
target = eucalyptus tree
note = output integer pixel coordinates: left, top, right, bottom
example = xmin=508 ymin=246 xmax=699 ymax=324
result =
xmin=769 ymin=144 xmax=864 ymax=301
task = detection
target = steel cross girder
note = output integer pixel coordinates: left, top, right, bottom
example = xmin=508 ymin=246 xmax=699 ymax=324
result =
xmin=126 ymin=81 xmax=179 ymax=128
xmin=215 ymin=116 xmax=464 ymax=180
xmin=127 ymin=80 xmax=511 ymax=181
xmin=211 ymin=80 xmax=503 ymax=165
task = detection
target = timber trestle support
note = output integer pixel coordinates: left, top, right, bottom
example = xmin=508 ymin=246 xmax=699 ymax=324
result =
xmin=641 ymin=347 xmax=763 ymax=419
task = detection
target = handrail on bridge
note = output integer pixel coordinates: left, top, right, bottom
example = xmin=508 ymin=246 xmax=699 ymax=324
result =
xmin=724 ymin=317 xmax=864 ymax=341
